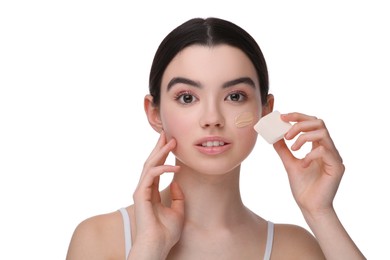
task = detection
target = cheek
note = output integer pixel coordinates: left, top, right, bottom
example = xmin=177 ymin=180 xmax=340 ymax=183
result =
xmin=160 ymin=108 xmax=195 ymax=161
xmin=231 ymin=110 xmax=261 ymax=151
xmin=230 ymin=107 xmax=262 ymax=130
xmin=235 ymin=123 xmax=259 ymax=159
xmin=234 ymin=111 xmax=258 ymax=128
xmin=160 ymin=108 xmax=193 ymax=140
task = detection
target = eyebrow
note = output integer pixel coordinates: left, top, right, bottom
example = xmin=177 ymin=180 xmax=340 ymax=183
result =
xmin=222 ymin=77 xmax=255 ymax=89
xmin=166 ymin=76 xmax=256 ymax=91
xmin=167 ymin=77 xmax=201 ymax=91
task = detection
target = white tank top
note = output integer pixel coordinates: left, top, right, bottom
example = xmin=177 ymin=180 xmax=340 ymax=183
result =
xmin=119 ymin=207 xmax=274 ymax=260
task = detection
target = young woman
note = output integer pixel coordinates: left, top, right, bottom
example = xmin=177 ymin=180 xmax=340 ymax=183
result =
xmin=66 ymin=17 xmax=365 ymax=260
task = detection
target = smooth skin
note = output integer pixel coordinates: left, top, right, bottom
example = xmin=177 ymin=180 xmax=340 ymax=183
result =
xmin=67 ymin=45 xmax=365 ymax=260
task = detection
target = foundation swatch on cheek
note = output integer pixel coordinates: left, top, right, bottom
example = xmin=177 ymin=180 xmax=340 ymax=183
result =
xmin=234 ymin=111 xmax=254 ymax=128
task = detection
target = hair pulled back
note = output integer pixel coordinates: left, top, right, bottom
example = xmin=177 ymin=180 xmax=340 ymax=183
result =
xmin=149 ymin=17 xmax=269 ymax=106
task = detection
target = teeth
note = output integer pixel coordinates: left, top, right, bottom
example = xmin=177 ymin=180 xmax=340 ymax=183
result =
xmin=202 ymin=141 xmax=225 ymax=147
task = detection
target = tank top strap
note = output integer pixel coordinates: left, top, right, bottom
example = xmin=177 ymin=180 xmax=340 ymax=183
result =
xmin=263 ymin=221 xmax=274 ymax=260
xmin=119 ymin=208 xmax=132 ymax=260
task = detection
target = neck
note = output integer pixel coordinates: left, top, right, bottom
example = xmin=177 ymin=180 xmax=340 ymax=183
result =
xmin=161 ymin=163 xmax=249 ymax=229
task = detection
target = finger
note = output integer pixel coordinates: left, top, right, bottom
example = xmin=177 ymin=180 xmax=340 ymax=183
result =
xmin=140 ymin=138 xmax=177 ymax=180
xmin=144 ymin=131 xmax=173 ymax=166
xmin=139 ymin=165 xmax=180 ymax=190
xmin=151 ymin=175 xmax=161 ymax=203
xmin=290 ymin=129 xmax=339 ymax=155
xmin=170 ymin=181 xmax=185 ymax=216
xmin=273 ymin=138 xmax=297 ymax=172
xmin=147 ymin=138 xmax=176 ymax=167
xmin=285 ymin=118 xmax=324 ymax=140
xmin=290 ymin=129 xmax=326 ymax=150
xmin=301 ymin=146 xmax=344 ymax=175
xmin=283 ymin=115 xmax=339 ymax=152
xmin=144 ymin=131 xmax=167 ymax=161
xmin=281 ymin=112 xmax=317 ymax=123
xmin=134 ymin=165 xmax=180 ymax=202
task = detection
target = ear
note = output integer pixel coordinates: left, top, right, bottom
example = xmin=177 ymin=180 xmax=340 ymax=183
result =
xmin=144 ymin=94 xmax=163 ymax=133
xmin=261 ymin=94 xmax=274 ymax=117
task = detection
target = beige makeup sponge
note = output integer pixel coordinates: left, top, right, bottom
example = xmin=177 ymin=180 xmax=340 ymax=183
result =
xmin=254 ymin=111 xmax=292 ymax=144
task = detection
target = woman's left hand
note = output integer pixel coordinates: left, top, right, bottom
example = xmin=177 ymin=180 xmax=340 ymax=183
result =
xmin=273 ymin=112 xmax=345 ymax=217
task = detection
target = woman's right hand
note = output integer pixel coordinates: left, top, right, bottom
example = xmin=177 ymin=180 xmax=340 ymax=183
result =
xmin=129 ymin=131 xmax=184 ymax=260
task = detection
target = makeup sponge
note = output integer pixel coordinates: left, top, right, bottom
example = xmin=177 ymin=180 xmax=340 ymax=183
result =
xmin=254 ymin=111 xmax=292 ymax=144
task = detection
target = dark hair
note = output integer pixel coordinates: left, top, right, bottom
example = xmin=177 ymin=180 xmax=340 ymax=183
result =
xmin=149 ymin=17 xmax=269 ymax=106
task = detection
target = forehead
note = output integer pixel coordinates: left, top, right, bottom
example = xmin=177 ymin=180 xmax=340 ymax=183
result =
xmin=161 ymin=44 xmax=259 ymax=88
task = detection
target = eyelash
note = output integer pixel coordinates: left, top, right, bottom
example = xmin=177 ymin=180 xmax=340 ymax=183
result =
xmin=225 ymin=90 xmax=248 ymax=102
xmin=173 ymin=90 xmax=248 ymax=104
xmin=174 ymin=91 xmax=198 ymax=104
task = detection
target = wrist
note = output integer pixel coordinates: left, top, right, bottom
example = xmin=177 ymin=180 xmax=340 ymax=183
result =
xmin=303 ymin=206 xmax=335 ymax=221
xmin=299 ymin=201 xmax=336 ymax=222
xmin=301 ymin=206 xmax=340 ymax=235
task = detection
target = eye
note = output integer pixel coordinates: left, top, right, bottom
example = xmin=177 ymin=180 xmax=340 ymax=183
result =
xmin=175 ymin=91 xmax=198 ymax=104
xmin=226 ymin=91 xmax=247 ymax=102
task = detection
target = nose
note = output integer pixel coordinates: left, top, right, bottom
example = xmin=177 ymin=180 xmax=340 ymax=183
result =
xmin=199 ymin=105 xmax=225 ymax=128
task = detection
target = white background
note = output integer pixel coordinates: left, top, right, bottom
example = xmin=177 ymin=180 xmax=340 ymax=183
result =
xmin=1 ymin=1 xmax=389 ymax=259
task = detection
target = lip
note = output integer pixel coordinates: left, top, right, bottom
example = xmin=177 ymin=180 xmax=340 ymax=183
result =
xmin=194 ymin=136 xmax=232 ymax=155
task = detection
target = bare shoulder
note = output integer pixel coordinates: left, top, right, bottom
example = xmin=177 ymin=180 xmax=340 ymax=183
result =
xmin=66 ymin=207 xmax=131 ymax=260
xmin=272 ymin=223 xmax=325 ymax=260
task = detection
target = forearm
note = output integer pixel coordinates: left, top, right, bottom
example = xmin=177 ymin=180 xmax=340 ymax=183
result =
xmin=128 ymin=242 xmax=169 ymax=260
xmin=303 ymin=208 xmax=366 ymax=260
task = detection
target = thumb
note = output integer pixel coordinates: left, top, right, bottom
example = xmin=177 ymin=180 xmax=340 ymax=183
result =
xmin=273 ymin=138 xmax=296 ymax=172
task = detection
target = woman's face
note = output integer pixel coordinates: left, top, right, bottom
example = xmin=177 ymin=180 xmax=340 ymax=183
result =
xmin=159 ymin=44 xmax=264 ymax=175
